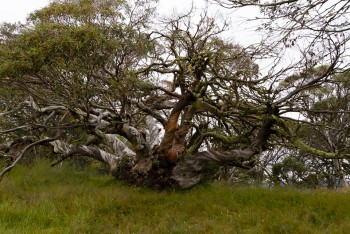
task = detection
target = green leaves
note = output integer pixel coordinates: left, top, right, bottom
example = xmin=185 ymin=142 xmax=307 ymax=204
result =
xmin=28 ymin=0 xmax=125 ymax=25
xmin=0 ymin=0 xmax=153 ymax=105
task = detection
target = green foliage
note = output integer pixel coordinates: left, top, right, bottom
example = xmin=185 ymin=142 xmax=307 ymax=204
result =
xmin=0 ymin=0 xmax=152 ymax=105
xmin=1 ymin=161 xmax=350 ymax=233
xmin=200 ymin=160 xmax=221 ymax=182
xmin=272 ymin=156 xmax=308 ymax=186
xmin=111 ymin=156 xmax=133 ymax=180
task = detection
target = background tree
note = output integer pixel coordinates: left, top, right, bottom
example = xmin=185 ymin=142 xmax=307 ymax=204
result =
xmin=208 ymin=0 xmax=350 ymax=188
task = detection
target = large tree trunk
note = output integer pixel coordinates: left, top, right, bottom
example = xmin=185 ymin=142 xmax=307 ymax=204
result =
xmin=123 ymin=115 xmax=276 ymax=188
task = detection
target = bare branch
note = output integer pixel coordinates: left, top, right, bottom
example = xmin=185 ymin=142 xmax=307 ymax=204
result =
xmin=211 ymin=0 xmax=297 ymax=8
xmin=25 ymin=96 xmax=66 ymax=113
xmin=0 ymin=125 xmax=30 ymax=134
xmin=0 ymin=138 xmax=56 ymax=179
xmin=95 ymin=129 xmax=136 ymax=157
xmin=49 ymin=139 xmax=134 ymax=171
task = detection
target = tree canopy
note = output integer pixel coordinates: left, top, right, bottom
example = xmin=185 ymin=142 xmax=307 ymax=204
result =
xmin=1 ymin=0 xmax=350 ymax=188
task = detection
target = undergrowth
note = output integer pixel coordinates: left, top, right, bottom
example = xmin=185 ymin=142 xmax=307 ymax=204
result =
xmin=1 ymin=161 xmax=350 ymax=233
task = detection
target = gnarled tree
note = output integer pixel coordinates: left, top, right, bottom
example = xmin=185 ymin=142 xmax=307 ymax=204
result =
xmin=1 ymin=0 xmax=349 ymax=188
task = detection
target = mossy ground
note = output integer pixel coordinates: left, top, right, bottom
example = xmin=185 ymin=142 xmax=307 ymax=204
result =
xmin=1 ymin=161 xmax=350 ymax=233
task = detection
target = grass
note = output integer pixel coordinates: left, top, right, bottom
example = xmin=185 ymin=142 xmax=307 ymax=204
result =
xmin=1 ymin=161 xmax=350 ymax=233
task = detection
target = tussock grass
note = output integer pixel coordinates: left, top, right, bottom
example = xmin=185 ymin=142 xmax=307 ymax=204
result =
xmin=1 ymin=161 xmax=350 ymax=233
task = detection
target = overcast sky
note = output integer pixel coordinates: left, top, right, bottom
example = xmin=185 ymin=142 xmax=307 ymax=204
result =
xmin=0 ymin=0 xmax=49 ymax=23
xmin=0 ymin=0 xmax=260 ymax=46
xmin=0 ymin=0 xmax=201 ymax=22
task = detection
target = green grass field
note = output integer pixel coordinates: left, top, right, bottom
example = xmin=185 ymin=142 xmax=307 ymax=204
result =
xmin=1 ymin=161 xmax=350 ymax=233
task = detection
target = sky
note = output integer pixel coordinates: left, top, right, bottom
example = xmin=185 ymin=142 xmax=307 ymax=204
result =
xmin=0 ymin=0 xmax=49 ymax=23
xmin=0 ymin=0 xmax=199 ymax=23
xmin=0 ymin=0 xmax=261 ymax=46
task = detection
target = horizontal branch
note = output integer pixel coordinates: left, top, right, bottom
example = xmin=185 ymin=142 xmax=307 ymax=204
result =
xmin=0 ymin=138 xmax=56 ymax=179
xmin=95 ymin=130 xmax=136 ymax=157
xmin=25 ymin=96 xmax=66 ymax=113
xmin=0 ymin=102 xmax=26 ymax=117
xmin=276 ymin=117 xmax=349 ymax=159
xmin=293 ymin=139 xmax=341 ymax=159
xmin=49 ymin=140 xmax=132 ymax=171
xmin=212 ymin=0 xmax=297 ymax=8
xmin=172 ymin=148 xmax=256 ymax=188
xmin=288 ymin=108 xmax=350 ymax=114
xmin=0 ymin=125 xmax=30 ymax=134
